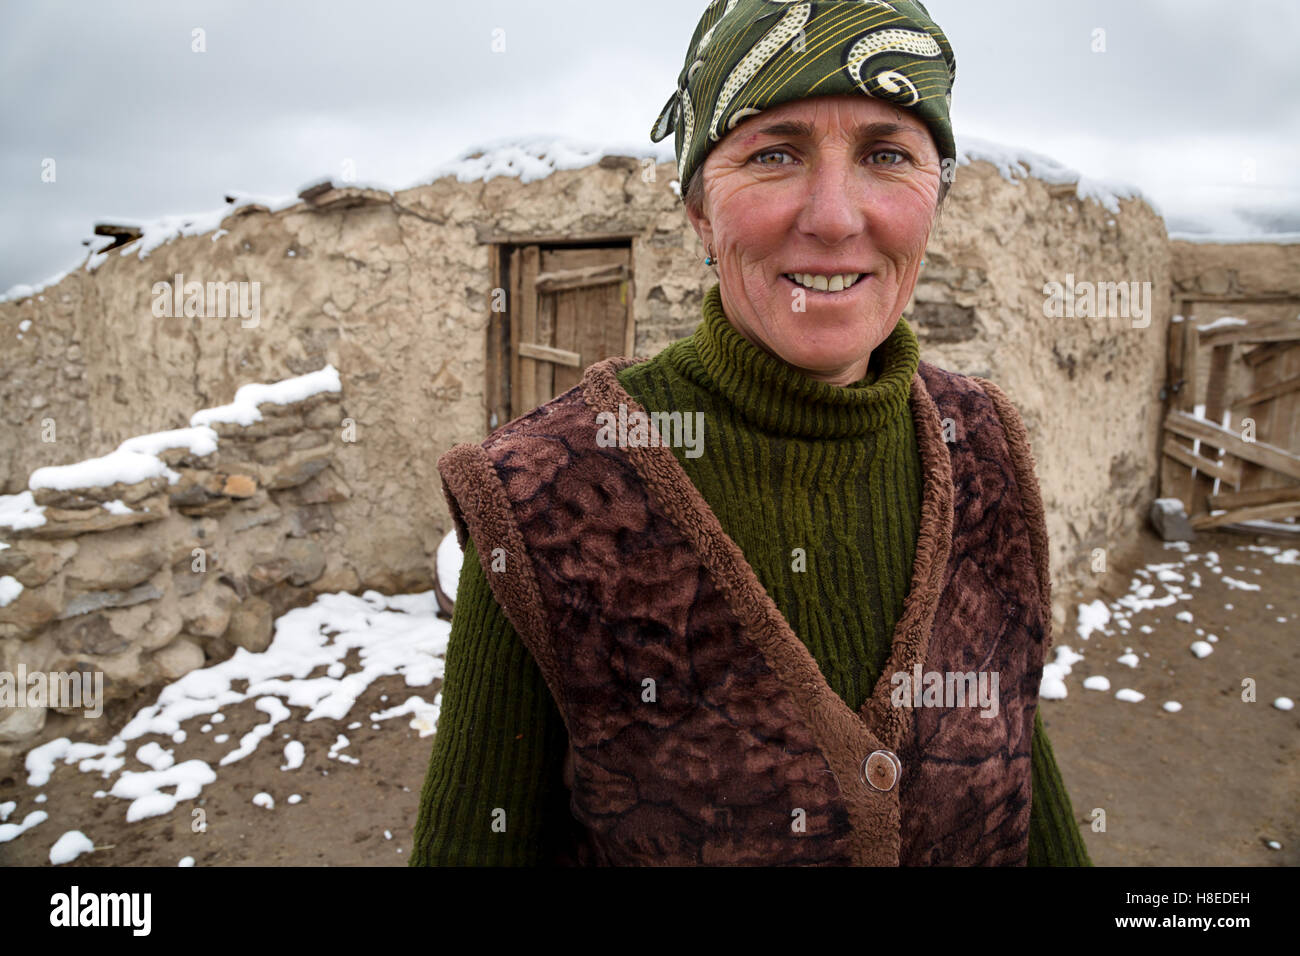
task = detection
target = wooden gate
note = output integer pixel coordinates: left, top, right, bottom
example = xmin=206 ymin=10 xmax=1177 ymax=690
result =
xmin=486 ymin=242 xmax=634 ymax=429
xmin=1160 ymin=295 xmax=1300 ymax=531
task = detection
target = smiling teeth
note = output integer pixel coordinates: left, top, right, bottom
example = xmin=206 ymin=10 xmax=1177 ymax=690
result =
xmin=785 ymin=273 xmax=861 ymax=291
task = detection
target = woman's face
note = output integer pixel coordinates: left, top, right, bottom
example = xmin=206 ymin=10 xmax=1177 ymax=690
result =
xmin=687 ymin=93 xmax=942 ymax=387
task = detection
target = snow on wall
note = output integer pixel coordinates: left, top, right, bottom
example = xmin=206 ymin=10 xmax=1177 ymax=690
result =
xmin=6 ymin=366 xmax=339 ymax=504
xmin=1 ymin=132 xmax=1169 ymax=304
xmin=955 ymin=134 xmax=1153 ymax=216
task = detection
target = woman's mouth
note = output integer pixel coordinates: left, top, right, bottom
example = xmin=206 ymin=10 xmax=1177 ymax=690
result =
xmin=780 ymin=272 xmax=869 ymax=294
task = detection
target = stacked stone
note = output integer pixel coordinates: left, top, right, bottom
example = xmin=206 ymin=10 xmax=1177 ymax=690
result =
xmin=0 ymin=390 xmax=352 ymax=753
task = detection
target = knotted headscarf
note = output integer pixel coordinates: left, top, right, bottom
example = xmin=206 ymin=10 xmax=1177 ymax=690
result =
xmin=650 ymin=0 xmax=956 ymax=196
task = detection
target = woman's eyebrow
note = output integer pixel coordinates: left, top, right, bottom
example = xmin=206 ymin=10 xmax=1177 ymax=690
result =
xmin=750 ymin=120 xmax=922 ymax=143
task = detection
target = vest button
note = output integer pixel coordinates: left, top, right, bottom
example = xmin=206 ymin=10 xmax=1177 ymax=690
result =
xmin=862 ymin=750 xmax=900 ymax=792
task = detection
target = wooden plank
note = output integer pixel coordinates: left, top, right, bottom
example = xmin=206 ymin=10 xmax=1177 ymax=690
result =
xmin=517 ymin=342 xmax=581 ymax=367
xmin=1243 ymin=340 xmax=1299 ymax=368
xmin=1232 ymin=373 xmax=1300 ymax=408
xmin=1198 ymin=317 xmax=1300 ymax=347
xmin=1208 ymin=485 xmax=1300 ymax=510
xmin=476 ymin=228 xmax=643 ymax=245
xmin=486 ymin=246 xmax=504 ymax=433
xmin=1164 ymin=411 xmax=1300 ymax=482
xmin=623 ymin=273 xmax=636 ymax=359
xmin=1286 ymin=342 xmax=1300 ymax=471
xmin=536 ymin=290 xmax=555 ymax=399
xmin=1190 ymin=500 xmax=1300 ymax=529
xmin=1161 ymin=437 xmax=1242 ymax=486
xmin=508 ymin=247 xmax=522 ymax=423
xmin=1192 ymin=341 xmax=1234 ymax=508
xmin=1185 ymin=322 xmax=1219 ymax=514
xmin=1240 ymin=336 xmax=1300 ymax=492
xmin=553 ymin=287 xmax=581 ymax=395
xmin=1159 ymin=314 xmax=1196 ymax=507
xmin=535 ymin=263 xmax=628 ymax=293
xmin=1204 ymin=344 xmax=1233 ymax=422
xmin=517 ymin=246 xmax=540 ymax=418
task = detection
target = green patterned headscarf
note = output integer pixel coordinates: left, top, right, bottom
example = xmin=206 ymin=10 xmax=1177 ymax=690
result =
xmin=650 ymin=0 xmax=956 ymax=196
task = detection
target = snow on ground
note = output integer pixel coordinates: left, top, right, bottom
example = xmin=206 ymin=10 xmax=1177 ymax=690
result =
xmin=1045 ymin=540 xmax=1297 ymax=712
xmin=49 ymin=830 xmax=95 ymax=865
xmin=8 ymin=538 xmax=460 ymax=862
xmin=0 ymin=809 xmax=48 ymax=843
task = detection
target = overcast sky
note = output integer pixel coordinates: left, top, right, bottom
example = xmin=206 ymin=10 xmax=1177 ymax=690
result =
xmin=3 ymin=0 xmax=1298 ymax=295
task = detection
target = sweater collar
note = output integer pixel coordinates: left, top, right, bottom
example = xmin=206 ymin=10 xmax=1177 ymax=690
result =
xmin=666 ymin=283 xmax=920 ymax=439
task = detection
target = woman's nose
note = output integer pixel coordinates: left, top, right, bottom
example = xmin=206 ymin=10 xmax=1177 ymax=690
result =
xmin=796 ymin=156 xmax=868 ymax=245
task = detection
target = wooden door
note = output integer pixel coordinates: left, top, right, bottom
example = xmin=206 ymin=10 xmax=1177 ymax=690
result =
xmin=1159 ymin=298 xmax=1300 ymax=529
xmin=501 ymin=243 xmax=633 ymax=422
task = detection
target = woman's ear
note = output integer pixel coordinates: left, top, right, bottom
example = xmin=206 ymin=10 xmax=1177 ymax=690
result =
xmin=685 ymin=199 xmax=712 ymax=253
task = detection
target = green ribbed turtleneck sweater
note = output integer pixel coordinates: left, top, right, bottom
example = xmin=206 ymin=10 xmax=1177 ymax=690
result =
xmin=411 ymin=284 xmax=1091 ymax=866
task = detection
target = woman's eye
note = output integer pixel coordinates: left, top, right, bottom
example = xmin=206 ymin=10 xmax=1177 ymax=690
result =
xmin=869 ymin=149 xmax=908 ymax=166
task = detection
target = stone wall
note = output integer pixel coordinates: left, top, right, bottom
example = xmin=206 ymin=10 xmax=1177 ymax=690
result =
xmin=0 ymin=380 xmax=352 ymax=751
xmin=1 ymin=148 xmax=1178 ymax=684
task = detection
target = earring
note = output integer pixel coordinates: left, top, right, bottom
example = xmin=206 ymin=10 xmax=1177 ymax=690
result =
xmin=704 ymin=246 xmax=715 ymax=266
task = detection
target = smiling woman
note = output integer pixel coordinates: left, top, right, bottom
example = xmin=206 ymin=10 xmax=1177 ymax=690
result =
xmin=685 ymin=95 xmax=944 ymax=385
xmin=413 ymin=0 xmax=1092 ymax=867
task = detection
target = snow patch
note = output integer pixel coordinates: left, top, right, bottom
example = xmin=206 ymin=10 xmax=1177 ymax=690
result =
xmin=436 ymin=530 xmax=463 ymax=603
xmin=0 ymin=575 xmax=23 ymax=607
xmin=49 ymin=830 xmax=96 ymax=865
xmin=0 ymin=491 xmax=47 ymax=530
xmin=956 ymin=134 xmax=1151 ymax=215
xmin=190 ymin=365 xmax=341 ymax=428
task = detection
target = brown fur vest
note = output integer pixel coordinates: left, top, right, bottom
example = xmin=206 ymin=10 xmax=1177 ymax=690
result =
xmin=437 ymin=357 xmax=1054 ymax=865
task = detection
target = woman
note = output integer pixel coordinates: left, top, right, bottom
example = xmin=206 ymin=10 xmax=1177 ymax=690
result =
xmin=412 ymin=0 xmax=1091 ymax=866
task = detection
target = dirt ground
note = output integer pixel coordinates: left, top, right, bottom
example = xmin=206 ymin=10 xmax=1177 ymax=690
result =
xmin=1 ymin=525 xmax=1295 ymax=867
xmin=1048 ymin=525 xmax=1299 ymax=867
xmin=0 ymin=672 xmax=438 ymax=867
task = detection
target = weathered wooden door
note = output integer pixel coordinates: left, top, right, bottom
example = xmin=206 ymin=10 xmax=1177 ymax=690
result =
xmin=1160 ymin=298 xmax=1300 ymax=530
xmin=492 ymin=243 xmax=633 ymax=425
